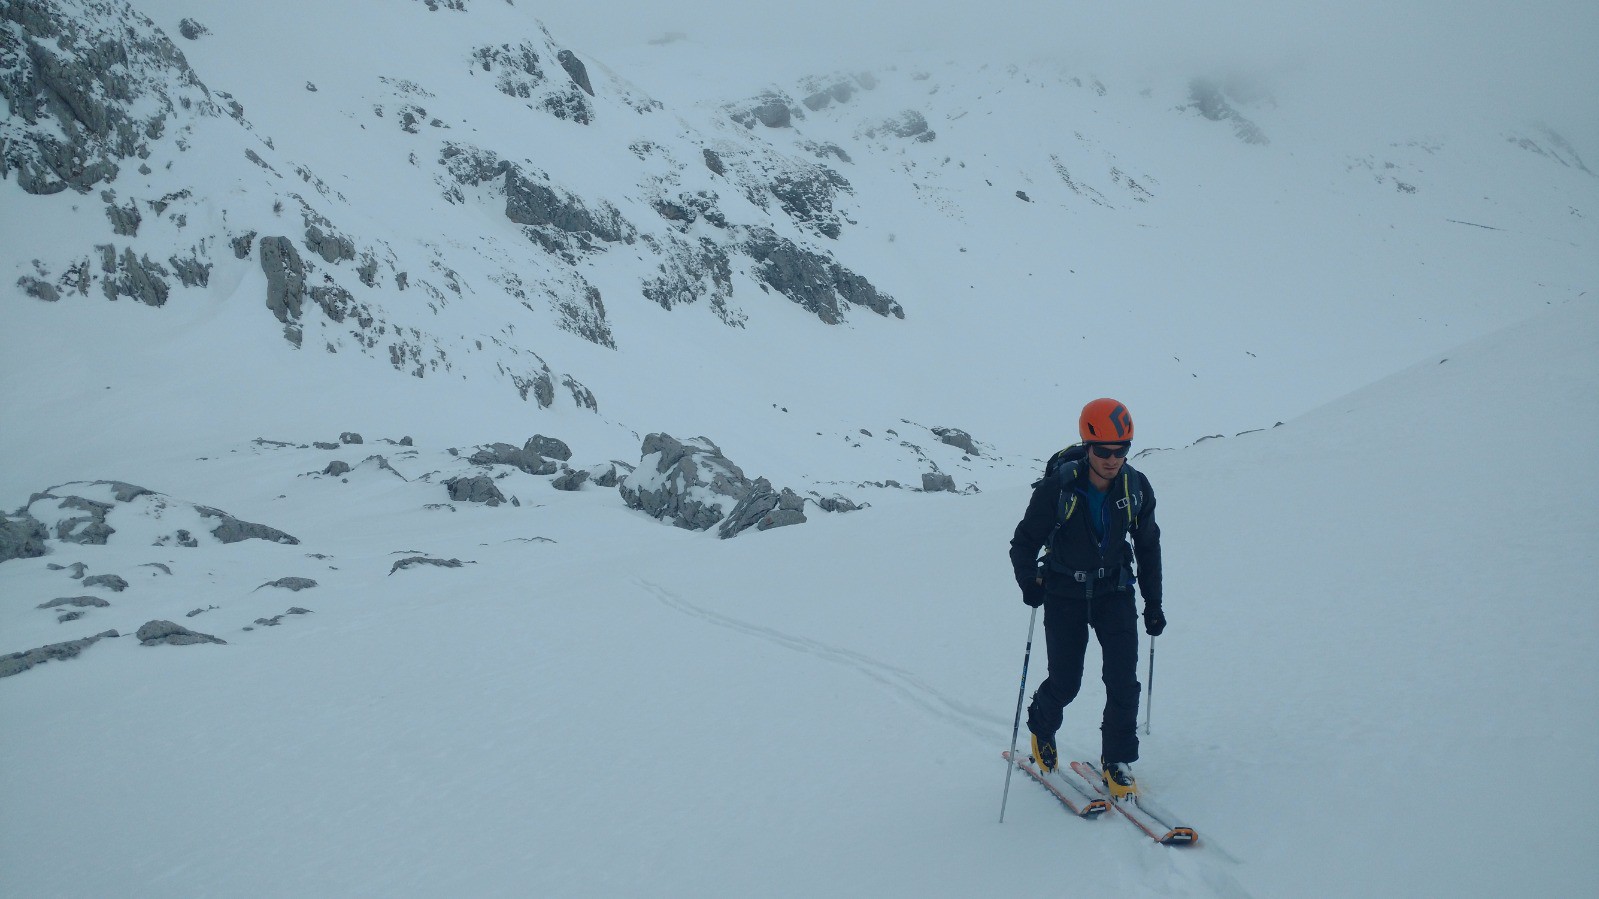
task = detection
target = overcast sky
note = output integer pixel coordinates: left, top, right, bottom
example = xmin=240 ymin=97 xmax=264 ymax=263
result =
xmin=535 ymin=1 xmax=1598 ymax=152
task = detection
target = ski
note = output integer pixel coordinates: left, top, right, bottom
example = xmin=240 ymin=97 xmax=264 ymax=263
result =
xmin=1001 ymin=750 xmax=1110 ymax=818
xmin=1068 ymin=760 xmax=1198 ymax=845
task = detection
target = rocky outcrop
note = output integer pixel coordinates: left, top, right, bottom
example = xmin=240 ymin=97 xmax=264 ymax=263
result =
xmin=260 ymin=236 xmax=307 ymax=344
xmin=21 ymin=481 xmax=298 ymax=550
xmin=524 ymin=435 xmax=572 ymax=461
xmin=137 ymin=619 xmax=225 ymax=646
xmin=98 ymin=246 xmax=170 ymax=306
xmin=0 ymin=629 xmax=119 ymax=678
xmin=931 ymin=427 xmax=980 ymax=456
xmin=766 ymin=167 xmax=851 ymax=240
xmin=867 ymin=110 xmax=935 ymax=142
xmin=468 ymin=440 xmax=561 ymax=475
xmin=618 ymin=434 xmax=806 ymax=538
xmin=472 ymin=39 xmax=593 ymax=124
xmin=444 ymin=475 xmax=507 ymax=505
xmin=728 ymin=91 xmax=801 ymax=129
xmin=0 ymin=0 xmax=218 ymax=195
xmin=744 ymin=228 xmax=903 ymax=324
xmin=717 ymin=478 xmax=807 ymax=538
xmin=556 ymin=49 xmax=593 ymax=96
xmin=389 ymin=556 xmax=468 ymax=575
xmin=1188 ymin=79 xmax=1269 ymax=146
xmin=260 ymin=577 xmax=317 ymax=591
xmin=1 ymin=512 xmax=49 ymax=563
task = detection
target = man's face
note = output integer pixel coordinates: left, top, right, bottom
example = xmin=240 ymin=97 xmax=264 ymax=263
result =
xmin=1087 ymin=443 xmax=1129 ymax=480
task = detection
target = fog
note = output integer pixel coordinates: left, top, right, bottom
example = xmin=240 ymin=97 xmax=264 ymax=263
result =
xmin=536 ymin=0 xmax=1598 ymax=152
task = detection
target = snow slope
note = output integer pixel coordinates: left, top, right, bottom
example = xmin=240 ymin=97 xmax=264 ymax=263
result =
xmin=2 ymin=297 xmax=1594 ymax=896
xmin=3 ymin=1 xmax=1598 ymax=895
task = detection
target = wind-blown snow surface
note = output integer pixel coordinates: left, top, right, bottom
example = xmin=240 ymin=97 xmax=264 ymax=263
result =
xmin=3 ymin=1 xmax=1599 ymax=896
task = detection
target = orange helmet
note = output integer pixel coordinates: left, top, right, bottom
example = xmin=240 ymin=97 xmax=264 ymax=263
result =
xmin=1079 ymin=398 xmax=1133 ymax=444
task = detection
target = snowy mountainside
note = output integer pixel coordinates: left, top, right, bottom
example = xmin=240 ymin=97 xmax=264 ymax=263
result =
xmin=1 ymin=287 xmax=1593 ymax=896
xmin=5 ymin=0 xmax=1594 ymax=482
xmin=2 ymin=0 xmax=1598 ymax=894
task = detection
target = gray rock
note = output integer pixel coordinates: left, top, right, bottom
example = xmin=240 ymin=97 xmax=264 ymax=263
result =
xmin=814 ymin=495 xmax=865 ymax=513
xmin=931 ymin=427 xmax=981 ymax=456
xmin=1188 ymin=78 xmax=1270 ymax=146
xmin=105 ymin=197 xmax=142 ymax=235
xmin=590 ymin=462 xmax=630 ymax=488
xmin=48 ymin=494 xmax=115 ymax=544
xmin=178 ymin=18 xmax=208 ymax=39
xmin=921 ymin=472 xmax=958 ymax=493
xmin=718 ymin=478 xmax=807 ymax=538
xmin=619 ymin=435 xmax=806 ymax=537
xmin=524 ymin=435 xmax=572 ymax=461
xmin=743 ymin=228 xmax=903 ymax=323
xmin=767 ymin=167 xmax=851 ymax=239
xmin=503 ymin=166 xmax=633 ymax=244
xmin=81 ymin=574 xmax=128 ymax=592
xmin=0 ymin=630 xmax=120 ymax=678
xmin=168 ymin=253 xmax=211 ymax=287
xmin=36 ymin=596 xmax=111 ymax=609
xmin=0 ymin=513 xmax=48 ymax=563
xmin=254 ymin=607 xmax=312 ymax=626
xmin=260 ymin=237 xmax=306 ymax=342
xmin=551 ymin=468 xmax=589 ymax=491
xmin=18 ymin=275 xmax=60 ymax=301
xmin=389 ymin=556 xmax=467 ymax=575
xmin=703 ymin=149 xmax=726 ymax=176
xmin=730 ymin=91 xmax=798 ymax=129
xmin=99 ymin=247 xmax=170 ymax=306
xmin=444 ymin=475 xmax=506 ymax=506
xmin=0 ymin=0 xmax=214 ymax=195
xmin=305 ymin=224 xmax=356 ymax=264
xmin=137 ymin=620 xmax=225 ymax=646
xmin=192 ymin=505 xmax=300 ymax=545
xmin=469 ymin=443 xmax=558 ymax=475
xmin=340 ymin=432 xmax=364 ymax=445
xmin=323 ymin=461 xmax=352 ymax=476
xmin=260 ymin=577 xmax=317 ymax=591
xmin=619 ymin=434 xmax=749 ymax=531
xmin=556 ymin=50 xmax=594 ymax=96
xmin=870 ymin=109 xmax=934 ymax=141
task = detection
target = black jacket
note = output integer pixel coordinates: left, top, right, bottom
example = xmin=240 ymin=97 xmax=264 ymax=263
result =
xmin=1009 ymin=454 xmax=1163 ymax=605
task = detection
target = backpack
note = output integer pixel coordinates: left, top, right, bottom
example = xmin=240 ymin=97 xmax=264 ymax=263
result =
xmin=1036 ymin=444 xmax=1145 ymax=572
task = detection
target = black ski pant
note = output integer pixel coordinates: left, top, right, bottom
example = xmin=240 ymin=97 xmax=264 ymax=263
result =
xmin=1026 ymin=589 xmax=1141 ymax=764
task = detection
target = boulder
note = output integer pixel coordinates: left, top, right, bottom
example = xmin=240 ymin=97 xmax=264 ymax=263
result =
xmin=444 ymin=475 xmax=506 ymax=506
xmin=619 ymin=434 xmax=749 ymax=531
xmin=718 ymin=478 xmax=807 ymax=538
xmin=0 ymin=513 xmax=48 ymax=564
xmin=137 ymin=620 xmax=225 ymax=646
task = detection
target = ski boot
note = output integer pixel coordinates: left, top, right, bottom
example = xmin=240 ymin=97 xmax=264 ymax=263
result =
xmin=1030 ymin=731 xmax=1059 ymax=774
xmin=1101 ymin=757 xmax=1138 ymax=801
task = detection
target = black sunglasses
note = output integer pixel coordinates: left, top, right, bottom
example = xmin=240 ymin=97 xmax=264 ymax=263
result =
xmin=1090 ymin=444 xmax=1130 ymax=459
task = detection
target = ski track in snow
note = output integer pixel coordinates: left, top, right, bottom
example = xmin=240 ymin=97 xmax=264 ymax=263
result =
xmin=638 ymin=577 xmax=1007 ymax=743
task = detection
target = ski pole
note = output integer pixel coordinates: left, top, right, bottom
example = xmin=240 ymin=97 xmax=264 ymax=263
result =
xmin=999 ymin=604 xmax=1040 ymax=823
xmin=1143 ymin=636 xmax=1155 ymax=735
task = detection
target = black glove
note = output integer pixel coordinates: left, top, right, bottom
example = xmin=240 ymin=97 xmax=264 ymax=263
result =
xmin=1143 ymin=603 xmax=1166 ymax=636
xmin=1021 ymin=579 xmax=1045 ymax=608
